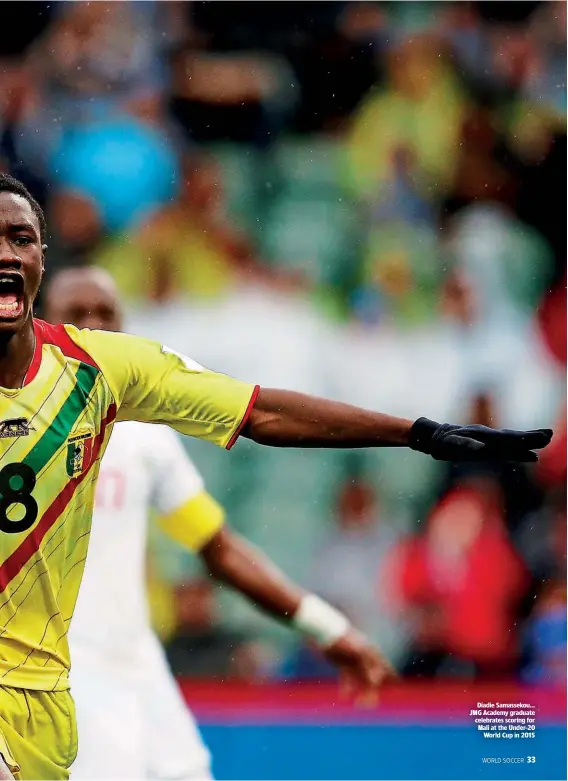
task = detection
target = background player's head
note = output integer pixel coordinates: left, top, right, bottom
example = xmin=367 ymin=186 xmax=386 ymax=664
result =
xmin=44 ymin=266 xmax=123 ymax=332
xmin=0 ymin=173 xmax=47 ymax=335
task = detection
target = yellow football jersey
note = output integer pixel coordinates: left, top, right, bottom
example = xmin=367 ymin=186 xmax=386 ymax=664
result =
xmin=0 ymin=319 xmax=257 ymax=692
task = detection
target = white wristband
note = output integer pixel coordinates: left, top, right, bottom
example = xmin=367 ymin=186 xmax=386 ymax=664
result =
xmin=292 ymin=594 xmax=351 ymax=648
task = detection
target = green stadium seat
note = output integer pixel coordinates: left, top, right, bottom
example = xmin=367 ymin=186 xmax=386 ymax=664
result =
xmin=206 ymin=143 xmax=261 ymax=230
xmin=260 ymin=196 xmax=356 ymax=286
xmin=273 ymin=137 xmax=345 ymax=194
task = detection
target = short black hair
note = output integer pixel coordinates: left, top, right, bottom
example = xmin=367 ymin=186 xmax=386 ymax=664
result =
xmin=0 ymin=172 xmax=46 ymax=243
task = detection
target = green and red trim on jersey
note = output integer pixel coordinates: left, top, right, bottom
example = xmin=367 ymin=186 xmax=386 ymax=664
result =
xmin=24 ymin=361 xmax=100 ymax=476
xmin=0 ymin=403 xmax=117 ymax=594
xmin=24 ymin=319 xmax=99 ymax=386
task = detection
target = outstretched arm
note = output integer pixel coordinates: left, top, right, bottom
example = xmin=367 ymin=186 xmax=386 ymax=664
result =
xmin=242 ymin=388 xmax=553 ymax=462
xmin=200 ymin=525 xmax=304 ymax=619
xmin=199 ymin=526 xmax=394 ymax=695
xmin=77 ymin=332 xmax=551 ymax=461
xmin=242 ymin=388 xmax=412 ymax=448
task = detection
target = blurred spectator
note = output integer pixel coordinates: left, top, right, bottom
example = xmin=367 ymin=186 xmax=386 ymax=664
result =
xmin=443 ymin=105 xmax=516 ymax=210
xmin=15 ymin=2 xmax=176 ymax=193
xmin=307 ymin=470 xmax=407 ymax=664
xmin=437 ymin=271 xmax=564 ymax=430
xmin=165 ymin=579 xmax=266 ymax=681
xmin=526 ymin=1 xmax=567 ymax=116
xmin=169 ymin=12 xmax=296 ymax=147
xmin=517 ymin=488 xmax=566 ymax=586
xmin=0 ymin=32 xmax=48 ymax=203
xmin=344 ymin=32 xmax=466 ymax=203
xmin=184 ymin=0 xmax=360 ymax=138
xmin=353 ymin=222 xmax=442 ymax=326
xmin=48 ymin=116 xmax=179 ymax=235
xmin=26 ymin=2 xmax=167 ymax=125
xmin=94 ymin=153 xmax=260 ymax=304
xmin=444 ymin=204 xmax=554 ymax=320
xmin=392 ymin=482 xmax=528 ymax=679
xmin=47 ymin=191 xmax=103 ymax=268
xmin=522 ymin=581 xmax=567 ymax=687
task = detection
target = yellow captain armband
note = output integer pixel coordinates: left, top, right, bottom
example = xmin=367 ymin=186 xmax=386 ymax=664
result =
xmin=158 ymin=491 xmax=225 ymax=552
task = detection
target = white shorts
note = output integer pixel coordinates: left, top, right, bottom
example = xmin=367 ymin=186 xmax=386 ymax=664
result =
xmin=70 ymin=636 xmax=211 ymax=780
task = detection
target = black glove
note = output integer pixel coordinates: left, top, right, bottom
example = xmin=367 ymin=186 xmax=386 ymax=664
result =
xmin=409 ymin=417 xmax=553 ymax=463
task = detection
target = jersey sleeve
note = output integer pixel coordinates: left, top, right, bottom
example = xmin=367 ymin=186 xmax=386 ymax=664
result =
xmin=147 ymin=426 xmax=205 ymax=515
xmin=67 ymin=326 xmax=259 ymax=449
xmin=148 ymin=426 xmax=225 ymax=551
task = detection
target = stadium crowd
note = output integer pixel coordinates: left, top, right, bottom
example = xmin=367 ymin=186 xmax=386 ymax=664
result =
xmin=0 ymin=0 xmax=565 ymax=686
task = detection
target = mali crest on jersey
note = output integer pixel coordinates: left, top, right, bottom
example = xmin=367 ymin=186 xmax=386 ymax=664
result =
xmin=66 ymin=430 xmax=95 ymax=477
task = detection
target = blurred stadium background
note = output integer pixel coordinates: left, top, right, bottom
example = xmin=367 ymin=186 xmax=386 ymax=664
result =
xmin=1 ymin=1 xmax=565 ymax=778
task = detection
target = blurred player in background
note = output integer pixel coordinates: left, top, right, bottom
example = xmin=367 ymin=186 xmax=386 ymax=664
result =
xmin=45 ymin=267 xmax=392 ymax=781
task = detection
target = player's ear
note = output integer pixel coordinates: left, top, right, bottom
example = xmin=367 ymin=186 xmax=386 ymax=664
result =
xmin=41 ymin=244 xmax=47 ymax=273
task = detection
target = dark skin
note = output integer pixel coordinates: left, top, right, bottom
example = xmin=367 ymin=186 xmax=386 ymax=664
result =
xmin=244 ymin=391 xmax=412 ymax=448
xmin=45 ymin=267 xmax=395 ymax=702
xmin=0 ymin=193 xmax=46 ymax=389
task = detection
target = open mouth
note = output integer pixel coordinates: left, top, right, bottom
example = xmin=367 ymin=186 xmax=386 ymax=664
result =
xmin=0 ymin=273 xmax=25 ymax=320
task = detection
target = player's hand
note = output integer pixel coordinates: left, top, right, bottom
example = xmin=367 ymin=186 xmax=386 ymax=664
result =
xmin=409 ymin=418 xmax=553 ymax=463
xmin=322 ymin=629 xmax=395 ymax=707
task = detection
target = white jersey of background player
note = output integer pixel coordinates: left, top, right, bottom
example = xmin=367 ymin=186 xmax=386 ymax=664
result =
xmin=70 ymin=421 xmax=215 ymax=780
xmin=46 ymin=267 xmax=394 ymax=780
